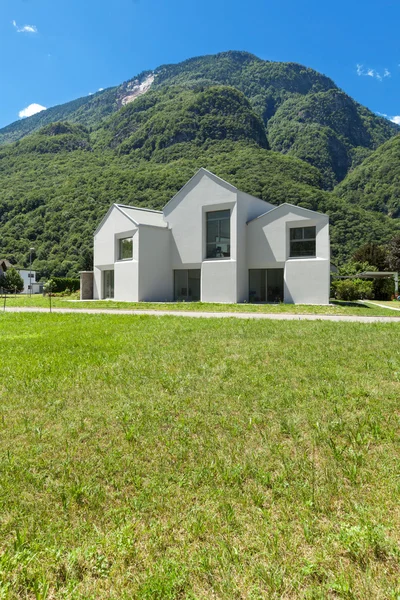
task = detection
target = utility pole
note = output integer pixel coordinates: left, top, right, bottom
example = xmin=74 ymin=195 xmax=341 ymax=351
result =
xmin=29 ymin=247 xmax=34 ymax=297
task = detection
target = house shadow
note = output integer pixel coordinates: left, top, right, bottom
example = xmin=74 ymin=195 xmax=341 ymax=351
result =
xmin=330 ymin=300 xmax=371 ymax=309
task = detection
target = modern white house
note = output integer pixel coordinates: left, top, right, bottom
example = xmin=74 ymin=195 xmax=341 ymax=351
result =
xmin=91 ymin=168 xmax=330 ymax=304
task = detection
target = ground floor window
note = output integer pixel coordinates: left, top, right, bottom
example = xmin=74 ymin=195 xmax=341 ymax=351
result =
xmin=103 ymin=270 xmax=114 ymax=299
xmin=249 ymin=269 xmax=284 ymax=302
xmin=174 ymin=270 xmax=200 ymax=301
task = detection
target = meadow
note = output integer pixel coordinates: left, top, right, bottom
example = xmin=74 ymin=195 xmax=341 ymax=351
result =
xmin=2 ymin=294 xmax=400 ymax=317
xmin=0 ymin=313 xmax=399 ymax=599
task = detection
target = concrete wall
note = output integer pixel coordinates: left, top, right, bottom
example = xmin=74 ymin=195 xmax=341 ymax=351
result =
xmin=247 ymin=204 xmax=330 ymax=304
xmin=94 ymin=206 xmax=139 ymax=300
xmin=80 ymin=271 xmax=93 ymax=300
xmin=201 ymin=260 xmax=237 ymax=303
xmin=138 ymin=226 xmax=173 ymax=301
xmin=164 ymin=172 xmax=238 ymax=267
xmin=285 ymin=258 xmax=330 ymax=304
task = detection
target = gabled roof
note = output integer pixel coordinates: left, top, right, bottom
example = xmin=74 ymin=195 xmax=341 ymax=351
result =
xmin=247 ymin=202 xmax=328 ymax=224
xmin=162 ymin=168 xmax=238 ymax=212
xmin=0 ymin=259 xmax=13 ymax=271
xmin=94 ymin=203 xmax=166 ymax=236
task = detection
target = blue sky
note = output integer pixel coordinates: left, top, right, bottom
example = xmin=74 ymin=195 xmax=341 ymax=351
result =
xmin=0 ymin=0 xmax=399 ymax=129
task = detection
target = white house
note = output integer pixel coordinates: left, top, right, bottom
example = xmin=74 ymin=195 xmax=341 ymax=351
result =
xmin=18 ymin=269 xmax=42 ymax=294
xmin=91 ymin=169 xmax=330 ymax=304
xmin=0 ymin=261 xmax=42 ymax=294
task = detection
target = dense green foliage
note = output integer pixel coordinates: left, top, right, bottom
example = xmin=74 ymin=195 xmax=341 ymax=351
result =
xmin=0 ymin=50 xmax=399 ymax=277
xmin=51 ymin=277 xmax=81 ymax=293
xmin=0 ymin=267 xmax=24 ymax=293
xmin=335 ymin=134 xmax=400 ymax=217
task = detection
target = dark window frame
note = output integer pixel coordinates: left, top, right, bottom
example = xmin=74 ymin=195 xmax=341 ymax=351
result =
xmin=289 ymin=226 xmax=316 ymax=258
xmin=206 ymin=209 xmax=231 ymax=259
xmin=118 ymin=237 xmax=133 ymax=261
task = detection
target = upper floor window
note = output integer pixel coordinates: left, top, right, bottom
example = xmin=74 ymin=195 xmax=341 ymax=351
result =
xmin=206 ymin=210 xmax=230 ymax=259
xmin=290 ymin=226 xmax=316 ymax=257
xmin=119 ymin=237 xmax=133 ymax=260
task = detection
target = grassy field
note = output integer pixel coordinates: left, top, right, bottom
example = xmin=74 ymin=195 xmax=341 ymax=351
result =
xmin=361 ymin=300 xmax=400 ymax=311
xmin=0 ymin=313 xmax=399 ymax=599
xmin=2 ymin=294 xmax=400 ymax=317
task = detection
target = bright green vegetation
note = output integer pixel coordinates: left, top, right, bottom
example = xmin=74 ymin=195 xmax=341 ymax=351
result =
xmin=3 ymin=294 xmax=400 ymax=316
xmin=335 ymin=134 xmax=400 ymax=218
xmin=0 ymin=313 xmax=399 ymax=598
xmin=362 ymin=300 xmax=400 ymax=310
xmin=0 ymin=50 xmax=399 ymax=276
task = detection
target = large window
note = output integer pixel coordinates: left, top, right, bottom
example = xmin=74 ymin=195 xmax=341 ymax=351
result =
xmin=119 ymin=237 xmax=133 ymax=260
xmin=174 ymin=270 xmax=200 ymax=301
xmin=206 ymin=210 xmax=230 ymax=259
xmin=290 ymin=226 xmax=316 ymax=257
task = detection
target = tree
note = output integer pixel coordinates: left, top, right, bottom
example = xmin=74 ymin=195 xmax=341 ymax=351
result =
xmin=387 ymin=235 xmax=400 ymax=272
xmin=351 ymin=243 xmax=387 ymax=270
xmin=0 ymin=268 xmax=24 ymax=293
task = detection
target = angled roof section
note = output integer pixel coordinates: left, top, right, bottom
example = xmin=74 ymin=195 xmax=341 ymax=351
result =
xmin=94 ymin=203 xmax=166 ymax=236
xmin=247 ymin=202 xmax=328 ymax=225
xmin=116 ymin=205 xmax=167 ymax=228
xmin=163 ymin=167 xmax=238 ymax=213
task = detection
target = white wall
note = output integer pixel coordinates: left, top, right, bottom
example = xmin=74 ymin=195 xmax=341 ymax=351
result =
xmin=138 ymin=226 xmax=173 ymax=301
xmin=202 ymin=260 xmax=237 ymax=303
xmin=285 ymin=259 xmax=330 ymax=304
xmin=18 ymin=270 xmax=37 ymax=294
xmin=247 ymin=204 xmax=330 ymax=304
xmin=164 ymin=172 xmax=238 ymax=267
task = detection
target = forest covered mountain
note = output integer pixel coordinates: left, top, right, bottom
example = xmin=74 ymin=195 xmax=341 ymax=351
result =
xmin=0 ymin=51 xmax=399 ymax=277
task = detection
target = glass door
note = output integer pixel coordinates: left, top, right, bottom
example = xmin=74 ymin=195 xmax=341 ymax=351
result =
xmin=266 ymin=269 xmax=284 ymax=303
xmin=103 ymin=270 xmax=114 ymax=299
xmin=174 ymin=270 xmax=200 ymax=301
xmin=249 ymin=269 xmax=266 ymax=302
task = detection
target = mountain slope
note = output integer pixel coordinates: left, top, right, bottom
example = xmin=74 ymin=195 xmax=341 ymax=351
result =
xmin=334 ymin=134 xmax=400 ymax=218
xmin=1 ymin=51 xmax=398 ymax=187
xmin=0 ymin=118 xmax=398 ymax=277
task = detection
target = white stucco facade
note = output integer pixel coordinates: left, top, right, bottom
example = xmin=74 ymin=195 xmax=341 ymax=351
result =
xmin=93 ymin=169 xmax=330 ymax=304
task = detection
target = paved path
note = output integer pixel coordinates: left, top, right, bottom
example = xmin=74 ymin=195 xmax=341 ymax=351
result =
xmin=3 ymin=306 xmax=400 ymax=323
xmin=361 ymin=300 xmax=400 ymax=312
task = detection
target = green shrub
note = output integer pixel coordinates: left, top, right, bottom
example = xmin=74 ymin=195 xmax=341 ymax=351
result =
xmin=0 ymin=268 xmax=24 ymax=293
xmin=332 ymin=279 xmax=374 ymax=301
xmin=51 ymin=277 xmax=80 ymax=293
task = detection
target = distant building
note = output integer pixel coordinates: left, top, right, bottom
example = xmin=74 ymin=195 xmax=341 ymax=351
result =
xmin=18 ymin=269 xmax=43 ymax=294
xmin=89 ymin=168 xmax=330 ymax=304
xmin=0 ymin=260 xmax=43 ymax=294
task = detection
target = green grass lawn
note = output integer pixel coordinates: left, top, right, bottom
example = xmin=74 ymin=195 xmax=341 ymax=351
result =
xmin=2 ymin=294 xmax=400 ymax=317
xmin=361 ymin=300 xmax=400 ymax=310
xmin=0 ymin=313 xmax=399 ymax=598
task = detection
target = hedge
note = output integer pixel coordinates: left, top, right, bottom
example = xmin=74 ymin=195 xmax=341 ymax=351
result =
xmin=51 ymin=277 xmax=80 ymax=293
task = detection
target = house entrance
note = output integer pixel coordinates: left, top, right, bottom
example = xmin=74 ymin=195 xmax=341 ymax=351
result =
xmin=266 ymin=269 xmax=284 ymax=302
xmin=249 ymin=269 xmax=284 ymax=302
xmin=103 ymin=270 xmax=114 ymax=299
xmin=174 ymin=270 xmax=200 ymax=301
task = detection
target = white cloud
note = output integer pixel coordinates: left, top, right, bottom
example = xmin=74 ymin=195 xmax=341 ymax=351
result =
xmin=98 ymin=88 xmax=104 ymax=91
xmin=19 ymin=103 xmax=47 ymax=118
xmin=391 ymin=116 xmax=400 ymax=125
xmin=12 ymin=20 xmax=38 ymax=33
xmin=356 ymin=64 xmax=389 ymax=81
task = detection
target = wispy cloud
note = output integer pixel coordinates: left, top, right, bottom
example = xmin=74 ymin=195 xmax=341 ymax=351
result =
xmin=12 ymin=20 xmax=38 ymax=33
xmin=356 ymin=64 xmax=390 ymax=81
xmin=19 ymin=103 xmax=46 ymax=118
xmin=391 ymin=116 xmax=400 ymax=125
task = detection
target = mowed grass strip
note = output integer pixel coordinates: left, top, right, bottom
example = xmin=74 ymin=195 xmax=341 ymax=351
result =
xmin=0 ymin=314 xmax=399 ymax=599
xmin=3 ymin=294 xmax=400 ymax=317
